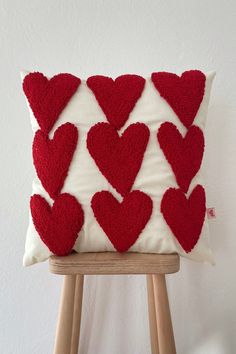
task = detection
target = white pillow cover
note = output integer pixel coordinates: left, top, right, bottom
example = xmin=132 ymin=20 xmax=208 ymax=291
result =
xmin=21 ymin=70 xmax=215 ymax=266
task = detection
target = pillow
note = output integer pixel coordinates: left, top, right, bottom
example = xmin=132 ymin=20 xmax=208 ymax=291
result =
xmin=21 ymin=70 xmax=215 ymax=266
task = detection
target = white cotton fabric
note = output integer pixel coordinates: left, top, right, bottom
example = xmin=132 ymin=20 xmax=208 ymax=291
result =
xmin=22 ymin=71 xmax=215 ymax=266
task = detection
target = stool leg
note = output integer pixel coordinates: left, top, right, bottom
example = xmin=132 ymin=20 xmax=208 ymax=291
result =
xmin=53 ymin=275 xmax=77 ymax=354
xmin=152 ymin=274 xmax=176 ymax=354
xmin=147 ymin=275 xmax=160 ymax=354
xmin=70 ymin=275 xmax=84 ymax=354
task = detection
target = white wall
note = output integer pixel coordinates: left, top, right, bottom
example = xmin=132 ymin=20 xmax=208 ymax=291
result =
xmin=0 ymin=1 xmax=235 ymax=353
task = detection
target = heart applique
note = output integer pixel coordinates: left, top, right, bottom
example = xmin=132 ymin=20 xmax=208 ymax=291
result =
xmin=161 ymin=185 xmax=206 ymax=253
xmin=91 ymin=190 xmax=153 ymax=252
xmin=87 ymin=75 xmax=145 ymax=130
xmin=23 ymin=72 xmax=81 ymax=134
xmin=33 ymin=123 xmax=78 ymax=200
xmin=152 ymin=70 xmax=205 ymax=128
xmin=87 ymin=122 xmax=150 ymax=196
xmin=30 ymin=193 xmax=84 ymax=256
xmin=158 ymin=122 xmax=204 ymax=193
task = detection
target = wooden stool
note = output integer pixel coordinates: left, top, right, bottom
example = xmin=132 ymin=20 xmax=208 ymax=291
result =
xmin=49 ymin=252 xmax=180 ymax=354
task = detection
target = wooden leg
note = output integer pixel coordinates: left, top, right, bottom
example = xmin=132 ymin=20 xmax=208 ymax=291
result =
xmin=70 ymin=275 xmax=84 ymax=354
xmin=147 ymin=275 xmax=159 ymax=354
xmin=152 ymin=274 xmax=176 ymax=354
xmin=53 ymin=275 xmax=77 ymax=354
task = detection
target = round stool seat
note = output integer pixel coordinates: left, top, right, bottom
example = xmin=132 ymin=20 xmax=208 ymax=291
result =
xmin=49 ymin=252 xmax=180 ymax=275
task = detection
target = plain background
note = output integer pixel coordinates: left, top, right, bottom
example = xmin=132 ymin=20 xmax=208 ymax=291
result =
xmin=0 ymin=1 xmax=235 ymax=353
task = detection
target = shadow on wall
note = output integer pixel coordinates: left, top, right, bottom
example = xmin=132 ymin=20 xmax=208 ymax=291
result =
xmin=169 ymin=99 xmax=236 ymax=354
xmin=79 ymin=274 xmax=150 ymax=354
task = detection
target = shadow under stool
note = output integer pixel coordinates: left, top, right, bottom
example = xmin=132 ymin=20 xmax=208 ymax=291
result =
xmin=49 ymin=252 xmax=180 ymax=354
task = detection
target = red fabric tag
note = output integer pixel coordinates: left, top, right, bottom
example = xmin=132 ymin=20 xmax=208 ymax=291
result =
xmin=207 ymin=208 xmax=216 ymax=219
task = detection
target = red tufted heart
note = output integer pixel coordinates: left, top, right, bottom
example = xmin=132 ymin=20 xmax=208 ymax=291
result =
xmin=161 ymin=185 xmax=206 ymax=252
xmin=152 ymin=70 xmax=205 ymax=128
xmin=91 ymin=190 xmax=153 ymax=252
xmin=23 ymin=72 xmax=81 ymax=134
xmin=87 ymin=122 xmax=149 ymax=196
xmin=30 ymin=193 xmax=84 ymax=256
xmin=158 ymin=122 xmax=204 ymax=193
xmin=87 ymin=75 xmax=145 ymax=130
xmin=33 ymin=123 xmax=78 ymax=200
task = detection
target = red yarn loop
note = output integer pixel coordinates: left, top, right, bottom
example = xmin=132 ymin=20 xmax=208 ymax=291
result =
xmin=91 ymin=190 xmax=153 ymax=252
xmin=87 ymin=74 xmax=145 ymax=130
xmin=158 ymin=122 xmax=204 ymax=193
xmin=33 ymin=123 xmax=78 ymax=200
xmin=23 ymin=72 xmax=81 ymax=134
xmin=87 ymin=122 xmax=150 ymax=196
xmin=30 ymin=193 xmax=84 ymax=256
xmin=152 ymin=70 xmax=205 ymax=128
xmin=161 ymin=185 xmax=206 ymax=253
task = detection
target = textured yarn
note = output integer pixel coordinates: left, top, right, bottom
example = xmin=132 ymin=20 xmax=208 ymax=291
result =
xmin=33 ymin=123 xmax=78 ymax=199
xmin=91 ymin=190 xmax=153 ymax=252
xmin=87 ymin=74 xmax=145 ymax=130
xmin=158 ymin=122 xmax=204 ymax=193
xmin=23 ymin=72 xmax=80 ymax=134
xmin=30 ymin=193 xmax=84 ymax=256
xmin=87 ymin=122 xmax=149 ymax=196
xmin=161 ymin=185 xmax=206 ymax=252
xmin=152 ymin=70 xmax=205 ymax=128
